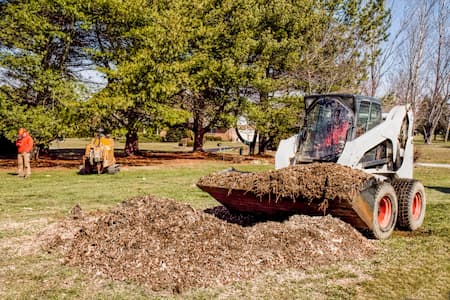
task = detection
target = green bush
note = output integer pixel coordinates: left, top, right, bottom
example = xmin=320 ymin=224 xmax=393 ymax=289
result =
xmin=165 ymin=126 xmax=192 ymax=142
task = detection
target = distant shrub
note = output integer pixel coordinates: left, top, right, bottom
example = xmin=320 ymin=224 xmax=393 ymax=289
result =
xmin=165 ymin=126 xmax=191 ymax=142
xmin=0 ymin=135 xmax=16 ymax=155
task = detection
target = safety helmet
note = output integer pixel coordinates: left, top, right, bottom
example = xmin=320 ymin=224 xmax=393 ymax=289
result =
xmin=18 ymin=128 xmax=26 ymax=135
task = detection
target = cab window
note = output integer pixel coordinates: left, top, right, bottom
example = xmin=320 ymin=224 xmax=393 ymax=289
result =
xmin=368 ymin=103 xmax=382 ymax=130
xmin=356 ymin=101 xmax=370 ymax=137
xmin=356 ymin=101 xmax=382 ymax=137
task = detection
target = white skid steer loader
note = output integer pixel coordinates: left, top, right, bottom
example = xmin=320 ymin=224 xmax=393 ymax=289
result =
xmin=275 ymin=94 xmax=426 ymax=239
xmin=198 ymin=94 xmax=426 ymax=239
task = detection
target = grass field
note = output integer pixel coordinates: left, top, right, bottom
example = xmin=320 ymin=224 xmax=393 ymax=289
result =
xmin=415 ymin=142 xmax=450 ymax=164
xmin=0 ymin=140 xmax=449 ymax=299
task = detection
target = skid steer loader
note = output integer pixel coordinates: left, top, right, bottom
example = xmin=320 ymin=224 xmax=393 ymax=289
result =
xmin=197 ymin=94 xmax=426 ymax=239
xmin=79 ymin=129 xmax=120 ymax=175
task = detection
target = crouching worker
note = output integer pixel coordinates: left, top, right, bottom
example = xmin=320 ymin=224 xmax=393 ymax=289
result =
xmin=16 ymin=128 xmax=33 ymax=178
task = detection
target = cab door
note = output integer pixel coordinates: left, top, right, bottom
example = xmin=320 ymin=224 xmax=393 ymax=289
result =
xmin=355 ymin=100 xmax=382 ymax=138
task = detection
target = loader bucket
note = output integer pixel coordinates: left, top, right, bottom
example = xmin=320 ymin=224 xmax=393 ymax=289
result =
xmin=198 ymin=183 xmax=369 ymax=231
xmin=197 ymin=164 xmax=398 ymax=239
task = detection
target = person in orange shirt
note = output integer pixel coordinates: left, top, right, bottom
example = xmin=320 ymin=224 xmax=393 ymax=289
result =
xmin=324 ymin=114 xmax=349 ymax=147
xmin=15 ymin=128 xmax=34 ymax=177
xmin=318 ymin=109 xmax=349 ymax=158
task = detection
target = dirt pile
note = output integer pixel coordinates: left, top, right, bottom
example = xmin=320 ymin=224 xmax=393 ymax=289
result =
xmin=197 ymin=163 xmax=375 ymax=203
xmin=40 ymin=196 xmax=376 ymax=292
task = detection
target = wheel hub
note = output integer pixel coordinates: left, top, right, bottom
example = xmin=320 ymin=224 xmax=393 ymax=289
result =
xmin=412 ymin=192 xmax=422 ymax=220
xmin=378 ymin=196 xmax=392 ymax=229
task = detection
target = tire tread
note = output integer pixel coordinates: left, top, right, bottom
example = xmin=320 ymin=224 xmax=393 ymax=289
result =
xmin=392 ymin=179 xmax=425 ymax=230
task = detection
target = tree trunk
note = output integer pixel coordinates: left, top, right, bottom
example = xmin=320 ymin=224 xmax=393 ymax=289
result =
xmin=258 ymin=135 xmax=270 ymax=155
xmin=32 ymin=143 xmax=49 ymax=160
xmin=248 ymin=131 xmax=258 ymax=156
xmin=124 ymin=131 xmax=139 ymax=156
xmin=32 ymin=145 xmax=40 ymax=160
xmin=192 ymin=115 xmax=205 ymax=152
xmin=445 ymin=122 xmax=449 ymax=143
xmin=424 ymin=129 xmax=433 ymax=145
xmin=421 ymin=132 xmax=426 ymax=142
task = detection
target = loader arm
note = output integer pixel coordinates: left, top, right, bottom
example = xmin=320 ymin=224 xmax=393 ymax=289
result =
xmin=338 ymin=105 xmax=414 ymax=179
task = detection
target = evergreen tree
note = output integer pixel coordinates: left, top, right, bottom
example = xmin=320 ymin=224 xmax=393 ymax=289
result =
xmin=0 ymin=0 xmax=87 ymax=151
xmin=244 ymin=0 xmax=390 ymax=154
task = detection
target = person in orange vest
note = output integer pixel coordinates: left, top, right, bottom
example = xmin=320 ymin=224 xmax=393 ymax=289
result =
xmin=15 ymin=128 xmax=34 ymax=178
xmin=323 ymin=111 xmax=349 ymax=148
xmin=318 ymin=109 xmax=349 ymax=158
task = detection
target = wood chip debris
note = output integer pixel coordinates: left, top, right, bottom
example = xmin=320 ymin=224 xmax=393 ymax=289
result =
xmin=39 ymin=195 xmax=376 ymax=292
xmin=197 ymin=163 xmax=376 ymax=203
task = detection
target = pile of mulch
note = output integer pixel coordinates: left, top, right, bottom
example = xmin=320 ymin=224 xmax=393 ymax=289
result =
xmin=197 ymin=163 xmax=376 ymax=203
xmin=39 ymin=196 xmax=376 ymax=292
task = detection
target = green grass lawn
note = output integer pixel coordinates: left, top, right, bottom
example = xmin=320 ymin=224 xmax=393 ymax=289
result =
xmin=415 ymin=143 xmax=450 ymax=164
xmin=0 ymin=149 xmax=449 ymax=298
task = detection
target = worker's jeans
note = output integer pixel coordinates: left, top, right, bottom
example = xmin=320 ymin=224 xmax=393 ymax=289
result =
xmin=17 ymin=152 xmax=31 ymax=177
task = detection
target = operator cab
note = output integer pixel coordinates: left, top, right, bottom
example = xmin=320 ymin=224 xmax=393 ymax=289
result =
xmin=297 ymin=94 xmax=382 ymax=163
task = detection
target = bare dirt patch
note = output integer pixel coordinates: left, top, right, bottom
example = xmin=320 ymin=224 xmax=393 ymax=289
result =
xmin=0 ymin=218 xmax=49 ymax=232
xmin=0 ymin=218 xmax=51 ymax=257
xmin=0 ymin=150 xmax=257 ymax=170
xmin=39 ymin=196 xmax=376 ymax=293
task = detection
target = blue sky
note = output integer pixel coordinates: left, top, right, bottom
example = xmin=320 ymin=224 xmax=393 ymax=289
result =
xmin=387 ymin=0 xmax=408 ymax=42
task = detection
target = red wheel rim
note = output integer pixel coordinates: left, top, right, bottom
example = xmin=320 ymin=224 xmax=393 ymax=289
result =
xmin=412 ymin=192 xmax=422 ymax=220
xmin=378 ymin=196 xmax=392 ymax=229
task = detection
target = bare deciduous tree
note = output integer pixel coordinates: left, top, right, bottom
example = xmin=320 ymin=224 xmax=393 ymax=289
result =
xmin=399 ymin=1 xmax=433 ymax=112
xmin=385 ymin=0 xmax=449 ymax=143
xmin=419 ymin=0 xmax=450 ymax=144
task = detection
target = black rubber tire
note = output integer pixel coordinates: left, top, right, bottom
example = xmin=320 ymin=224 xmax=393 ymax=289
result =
xmin=392 ymin=179 xmax=426 ymax=230
xmin=371 ymin=182 xmax=398 ymax=240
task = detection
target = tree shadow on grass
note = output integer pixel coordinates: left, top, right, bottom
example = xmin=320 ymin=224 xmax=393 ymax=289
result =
xmin=425 ymin=186 xmax=450 ymax=194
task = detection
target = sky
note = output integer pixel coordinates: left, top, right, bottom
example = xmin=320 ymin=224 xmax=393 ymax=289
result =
xmin=388 ymin=0 xmax=405 ymax=37
xmin=376 ymin=0 xmax=423 ymax=96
